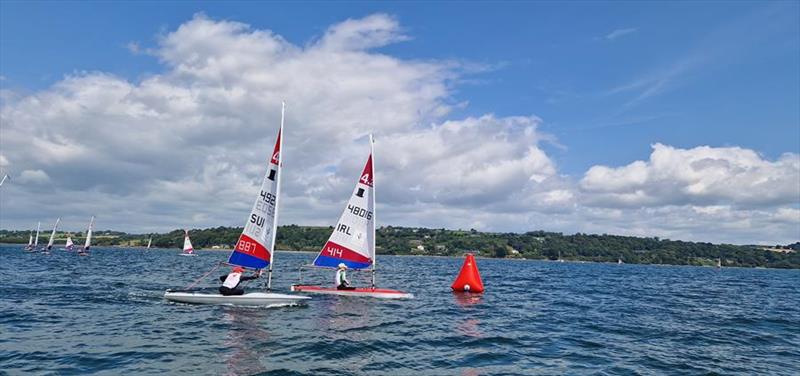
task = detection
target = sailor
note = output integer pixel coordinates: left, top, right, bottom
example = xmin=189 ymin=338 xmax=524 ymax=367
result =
xmin=219 ymin=266 xmax=260 ymax=296
xmin=336 ymin=263 xmax=356 ymax=290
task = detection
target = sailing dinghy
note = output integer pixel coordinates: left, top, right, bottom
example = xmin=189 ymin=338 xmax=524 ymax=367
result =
xmin=42 ymin=218 xmax=60 ymax=254
xmin=78 ymin=216 xmax=93 ymax=256
xmin=179 ymin=230 xmax=198 ymax=256
xmin=291 ymin=136 xmax=413 ymax=299
xmin=65 ymin=236 xmax=74 ymax=251
xmin=147 ymin=236 xmax=152 ymax=249
xmin=165 ymin=103 xmax=309 ymax=307
xmin=24 ymin=228 xmax=35 ymax=251
xmin=28 ymin=222 xmax=41 ymax=252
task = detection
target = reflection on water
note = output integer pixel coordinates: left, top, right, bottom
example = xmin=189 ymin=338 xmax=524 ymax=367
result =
xmin=453 ymin=292 xmax=483 ymax=308
xmin=455 ymin=318 xmax=482 ymax=338
xmin=221 ymin=308 xmax=270 ymax=376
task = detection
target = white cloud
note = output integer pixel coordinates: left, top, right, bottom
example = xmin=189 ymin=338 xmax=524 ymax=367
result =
xmin=16 ymin=169 xmax=51 ymax=184
xmin=580 ymin=143 xmax=800 ymax=208
xmin=605 ymin=28 xmax=637 ymax=41
xmin=0 ymin=14 xmax=797 ymax=245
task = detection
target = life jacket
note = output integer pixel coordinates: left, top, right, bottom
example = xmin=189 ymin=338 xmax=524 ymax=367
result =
xmin=223 ymin=272 xmax=243 ymax=288
xmin=335 ymin=269 xmax=347 ymax=285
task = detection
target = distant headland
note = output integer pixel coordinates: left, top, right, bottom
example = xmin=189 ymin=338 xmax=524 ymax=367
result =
xmin=1 ymin=225 xmax=798 ymax=269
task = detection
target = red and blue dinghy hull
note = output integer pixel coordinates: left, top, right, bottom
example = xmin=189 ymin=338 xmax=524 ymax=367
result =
xmin=290 ymin=285 xmax=413 ymax=299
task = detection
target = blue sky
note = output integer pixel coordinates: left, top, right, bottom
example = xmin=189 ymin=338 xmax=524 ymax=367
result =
xmin=4 ymin=1 xmax=797 ymax=174
xmin=1 ymin=1 xmax=798 ymax=243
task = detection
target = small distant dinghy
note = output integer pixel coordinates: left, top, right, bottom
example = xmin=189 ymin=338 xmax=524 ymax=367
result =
xmin=292 ymin=136 xmax=413 ymax=299
xmin=41 ymin=218 xmax=60 ymax=254
xmin=147 ymin=236 xmax=152 ymax=249
xmin=24 ymin=224 xmax=38 ymax=251
xmin=165 ymin=103 xmax=309 ymax=307
xmin=78 ymin=216 xmax=94 ymax=256
xmin=179 ymin=230 xmax=198 ymax=256
xmin=65 ymin=236 xmax=74 ymax=251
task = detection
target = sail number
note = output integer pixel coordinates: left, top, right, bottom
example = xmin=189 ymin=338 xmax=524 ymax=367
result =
xmin=260 ymin=190 xmax=276 ymax=205
xmin=236 ymin=239 xmax=257 ymax=254
xmin=347 ymin=204 xmax=372 ymax=220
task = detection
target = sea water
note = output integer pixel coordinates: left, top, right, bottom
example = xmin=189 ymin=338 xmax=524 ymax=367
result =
xmin=1 ymin=245 xmax=798 ymax=375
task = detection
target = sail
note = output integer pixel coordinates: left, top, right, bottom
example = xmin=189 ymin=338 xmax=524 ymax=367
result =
xmin=27 ymin=233 xmax=33 ymax=246
xmin=183 ymin=230 xmax=194 ymax=254
xmin=34 ymin=222 xmax=41 ymax=247
xmin=65 ymin=237 xmax=74 ymax=251
xmin=147 ymin=237 xmax=152 ymax=249
xmin=228 ymin=111 xmax=283 ymax=270
xmin=84 ymin=216 xmax=94 ymax=251
xmin=46 ymin=218 xmax=61 ymax=250
xmin=313 ymin=150 xmax=375 ymax=270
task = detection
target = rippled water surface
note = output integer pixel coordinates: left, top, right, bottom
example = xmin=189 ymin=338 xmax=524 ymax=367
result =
xmin=1 ymin=245 xmax=799 ymax=375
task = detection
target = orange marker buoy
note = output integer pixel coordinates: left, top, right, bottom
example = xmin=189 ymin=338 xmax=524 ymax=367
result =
xmin=451 ymin=253 xmax=484 ymax=293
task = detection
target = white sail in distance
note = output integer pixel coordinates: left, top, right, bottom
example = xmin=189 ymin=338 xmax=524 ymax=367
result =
xmin=46 ymin=218 xmax=61 ymax=251
xmin=83 ymin=216 xmax=94 ymax=251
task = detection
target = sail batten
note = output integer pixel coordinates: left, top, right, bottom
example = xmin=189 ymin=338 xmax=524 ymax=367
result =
xmin=227 ymin=108 xmax=284 ymax=270
xmin=312 ymin=146 xmax=375 ymax=270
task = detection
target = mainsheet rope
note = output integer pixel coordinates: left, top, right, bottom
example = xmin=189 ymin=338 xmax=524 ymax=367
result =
xmin=183 ymin=262 xmax=223 ymax=290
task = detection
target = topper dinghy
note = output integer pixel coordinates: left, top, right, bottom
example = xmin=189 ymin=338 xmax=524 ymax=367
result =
xmin=24 ymin=228 xmax=35 ymax=251
xmin=291 ymin=135 xmax=413 ymax=299
xmin=65 ymin=236 xmax=74 ymax=251
xmin=28 ymin=222 xmax=41 ymax=252
xmin=78 ymin=216 xmax=94 ymax=256
xmin=179 ymin=230 xmax=198 ymax=256
xmin=42 ymin=218 xmax=60 ymax=254
xmin=165 ymin=103 xmax=309 ymax=306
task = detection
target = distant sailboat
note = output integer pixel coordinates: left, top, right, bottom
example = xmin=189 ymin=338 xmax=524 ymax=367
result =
xmin=24 ymin=231 xmax=34 ymax=251
xmin=78 ymin=216 xmax=94 ymax=256
xmin=180 ymin=230 xmax=198 ymax=256
xmin=557 ymin=250 xmax=564 ymax=262
xmin=716 ymin=258 xmax=722 ymax=269
xmin=618 ymin=258 xmax=623 ymax=265
xmin=65 ymin=236 xmax=74 ymax=251
xmin=42 ymin=218 xmax=61 ymax=254
xmin=292 ymin=135 xmax=413 ymax=299
xmin=30 ymin=222 xmax=41 ymax=252
xmin=147 ymin=236 xmax=152 ymax=249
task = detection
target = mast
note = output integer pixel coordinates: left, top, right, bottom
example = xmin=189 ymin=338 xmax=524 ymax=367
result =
xmin=267 ymin=101 xmax=285 ymax=291
xmin=34 ymin=222 xmax=40 ymax=247
xmin=370 ymin=134 xmax=377 ymax=289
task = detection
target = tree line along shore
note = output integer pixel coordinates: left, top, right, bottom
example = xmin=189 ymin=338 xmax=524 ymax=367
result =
xmin=1 ymin=225 xmax=798 ymax=269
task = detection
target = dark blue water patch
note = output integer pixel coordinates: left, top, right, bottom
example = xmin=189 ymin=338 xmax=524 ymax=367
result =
xmin=1 ymin=246 xmax=800 ymax=375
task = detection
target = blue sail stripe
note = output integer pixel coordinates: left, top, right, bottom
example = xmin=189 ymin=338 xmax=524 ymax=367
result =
xmin=228 ymin=251 xmax=270 ymax=270
xmin=313 ymin=255 xmax=371 ymax=270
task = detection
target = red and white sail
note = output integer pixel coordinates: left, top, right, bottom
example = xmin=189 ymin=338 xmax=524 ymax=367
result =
xmin=228 ymin=103 xmax=285 ymax=270
xmin=83 ymin=216 xmax=94 ymax=251
xmin=183 ymin=230 xmax=194 ymax=254
xmin=313 ymin=136 xmax=376 ymax=270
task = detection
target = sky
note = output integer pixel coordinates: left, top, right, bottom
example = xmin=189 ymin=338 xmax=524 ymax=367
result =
xmin=0 ymin=1 xmax=798 ymax=244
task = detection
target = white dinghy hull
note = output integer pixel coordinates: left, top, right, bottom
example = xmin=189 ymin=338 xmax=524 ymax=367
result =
xmin=179 ymin=253 xmax=198 ymax=257
xmin=164 ymin=291 xmax=310 ymax=307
